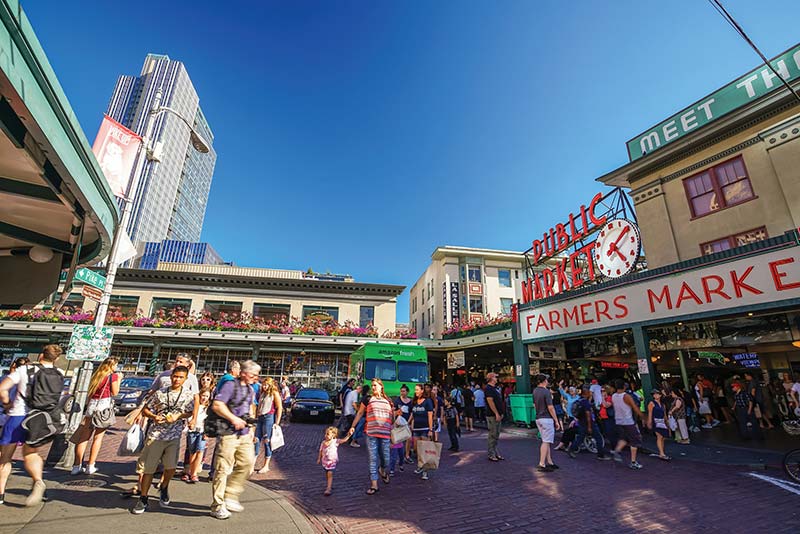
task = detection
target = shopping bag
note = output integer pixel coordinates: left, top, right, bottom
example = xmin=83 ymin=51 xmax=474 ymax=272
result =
xmin=416 ymin=440 xmax=442 ymax=470
xmin=667 ymin=416 xmax=678 ymax=432
xmin=271 ymin=424 xmax=285 ymax=450
xmin=391 ymin=424 xmax=412 ymax=444
xmin=117 ymin=423 xmax=144 ymax=456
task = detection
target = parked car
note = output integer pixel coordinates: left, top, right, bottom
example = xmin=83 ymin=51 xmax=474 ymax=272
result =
xmin=290 ymin=388 xmax=335 ymax=424
xmin=114 ymin=376 xmax=154 ymax=414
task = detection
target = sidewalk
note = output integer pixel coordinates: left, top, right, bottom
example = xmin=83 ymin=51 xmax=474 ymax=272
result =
xmin=0 ymin=461 xmax=313 ymax=534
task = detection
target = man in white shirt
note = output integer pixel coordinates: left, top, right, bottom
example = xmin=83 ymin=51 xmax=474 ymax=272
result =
xmin=0 ymin=345 xmax=64 ymax=506
xmin=342 ymin=385 xmax=361 ymax=446
xmin=590 ymin=379 xmax=604 ymax=409
xmin=473 ymin=384 xmax=486 ymax=422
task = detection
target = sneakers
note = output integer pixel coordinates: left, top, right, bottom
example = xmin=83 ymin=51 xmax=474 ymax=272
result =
xmin=597 ymin=455 xmax=612 ymax=461
xmin=85 ymin=464 xmax=98 ymax=475
xmin=0 ymin=493 xmax=4 ymax=505
xmin=159 ymin=486 xmax=170 ymax=506
xmin=611 ymin=451 xmax=623 ymax=463
xmin=711 ymin=420 xmax=720 ymax=427
xmin=349 ymin=441 xmax=361 ymax=448
xmin=211 ymin=507 xmax=231 ymax=520
xmin=389 ymin=470 xmax=395 ymax=477
xmin=413 ymin=467 xmax=424 ymax=475
xmin=70 ymin=465 xmax=84 ymax=476
xmin=629 ymin=461 xmax=643 ymax=470
xmin=25 ymin=480 xmax=46 ymax=507
xmin=131 ymin=497 xmax=148 ymax=514
xmin=701 ymin=423 xmax=713 ymax=429
xmin=405 ymin=457 xmax=415 ymax=465
xmin=691 ymin=426 xmax=701 ymax=433
xmin=567 ymin=451 xmax=577 ymax=459
xmin=224 ymin=499 xmax=244 ymax=513
xmin=421 ymin=472 xmax=429 ymax=480
xmin=398 ymin=464 xmax=404 ymax=472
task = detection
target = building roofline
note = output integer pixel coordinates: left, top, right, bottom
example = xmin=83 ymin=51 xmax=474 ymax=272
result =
xmin=430 ymin=245 xmax=525 ymax=261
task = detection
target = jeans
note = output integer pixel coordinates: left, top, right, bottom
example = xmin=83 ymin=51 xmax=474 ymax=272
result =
xmin=486 ymin=415 xmax=501 ymax=458
xmin=211 ymin=433 xmax=255 ymax=511
xmin=353 ymin=417 xmax=366 ymax=441
xmin=389 ymin=446 xmax=403 ymax=472
xmin=602 ymin=418 xmax=617 ymax=449
xmin=446 ymin=418 xmax=459 ymax=449
xmin=254 ymin=413 xmax=275 ymax=458
xmin=367 ymin=436 xmax=391 ymax=481
xmin=569 ymin=420 xmax=606 ymax=456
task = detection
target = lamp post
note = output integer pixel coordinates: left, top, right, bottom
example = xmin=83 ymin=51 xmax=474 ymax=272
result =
xmin=54 ymin=89 xmax=210 ymax=468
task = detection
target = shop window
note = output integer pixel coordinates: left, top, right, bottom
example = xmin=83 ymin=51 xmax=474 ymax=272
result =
xmin=683 ymin=156 xmax=754 ymax=218
xmin=302 ymin=306 xmax=339 ymax=322
xmin=498 ymin=269 xmax=512 ymax=288
xmin=365 ymin=359 xmax=397 ymax=381
xmin=359 ymin=306 xmax=375 ymax=328
xmin=468 ymin=265 xmax=482 ymax=283
xmin=62 ymin=292 xmax=85 ymax=311
xmin=469 ymin=296 xmax=483 ymax=314
xmin=700 ymin=227 xmax=768 ymax=256
xmin=203 ymin=300 xmax=243 ymax=320
xmin=151 ymin=297 xmax=192 ymax=317
xmin=109 ymin=295 xmax=139 ymax=316
xmin=253 ymin=303 xmax=291 ymax=323
xmin=500 ymin=298 xmax=513 ymax=315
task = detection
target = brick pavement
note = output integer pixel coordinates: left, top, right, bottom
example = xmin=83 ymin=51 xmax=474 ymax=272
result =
xmin=249 ymin=421 xmax=799 ymax=534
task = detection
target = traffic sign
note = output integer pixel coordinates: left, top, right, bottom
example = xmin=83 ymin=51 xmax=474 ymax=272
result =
xmin=66 ymin=325 xmax=114 ymax=361
xmin=75 ymin=268 xmax=106 ymax=290
xmin=81 ymin=285 xmax=103 ymax=302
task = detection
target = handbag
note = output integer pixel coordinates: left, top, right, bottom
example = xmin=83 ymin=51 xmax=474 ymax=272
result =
xmin=117 ymin=423 xmax=144 ymax=456
xmin=391 ymin=423 xmax=412 ymax=444
xmin=90 ymin=376 xmax=116 ymax=429
xmin=271 ymin=424 xmax=285 ymax=450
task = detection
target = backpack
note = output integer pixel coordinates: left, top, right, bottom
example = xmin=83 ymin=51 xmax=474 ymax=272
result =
xmin=204 ymin=382 xmax=252 ymax=438
xmin=450 ymin=388 xmax=463 ymax=408
xmin=21 ymin=364 xmax=67 ymax=447
xmin=571 ymin=399 xmax=586 ymax=420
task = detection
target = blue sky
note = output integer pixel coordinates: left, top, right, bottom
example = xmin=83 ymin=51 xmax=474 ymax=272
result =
xmin=22 ymin=0 xmax=800 ymax=323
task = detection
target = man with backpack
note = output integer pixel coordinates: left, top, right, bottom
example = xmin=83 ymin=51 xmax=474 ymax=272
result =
xmin=0 ymin=344 xmax=65 ymax=506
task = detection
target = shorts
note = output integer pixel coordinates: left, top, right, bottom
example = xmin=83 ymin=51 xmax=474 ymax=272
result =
xmin=0 ymin=415 xmax=26 ymax=445
xmin=186 ymin=431 xmax=207 ymax=454
xmin=618 ymin=424 xmax=642 ymax=448
xmin=698 ymin=400 xmax=712 ymax=415
xmin=137 ymin=437 xmax=180 ymax=474
xmin=535 ymin=418 xmax=555 ymax=444
xmin=464 ymin=406 xmax=476 ymax=418
xmin=412 ymin=429 xmax=429 ymax=438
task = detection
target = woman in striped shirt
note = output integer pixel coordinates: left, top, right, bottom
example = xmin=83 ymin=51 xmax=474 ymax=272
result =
xmin=349 ymin=378 xmax=394 ymax=495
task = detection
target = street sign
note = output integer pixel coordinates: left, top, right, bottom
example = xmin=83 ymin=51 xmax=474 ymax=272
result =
xmin=75 ymin=268 xmax=106 ymax=290
xmin=81 ymin=285 xmax=103 ymax=302
xmin=66 ymin=325 xmax=114 ymax=361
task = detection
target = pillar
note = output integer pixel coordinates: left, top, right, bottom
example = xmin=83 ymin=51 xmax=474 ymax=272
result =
xmin=632 ymin=325 xmax=657 ymax=405
xmin=511 ymin=305 xmax=531 ymax=394
xmin=678 ymin=350 xmax=690 ymax=391
xmin=148 ymin=341 xmax=162 ymax=376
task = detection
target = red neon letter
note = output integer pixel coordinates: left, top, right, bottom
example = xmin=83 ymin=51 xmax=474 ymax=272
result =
xmin=701 ymin=274 xmax=731 ymax=303
xmin=647 ymin=286 xmax=672 ymax=312
xmin=613 ymin=295 xmax=629 ymax=319
xmin=675 ymin=282 xmax=703 ymax=308
xmin=548 ymin=310 xmax=563 ymax=330
xmin=730 ymin=266 xmax=763 ymax=298
xmin=769 ymin=258 xmax=800 ymax=291
xmin=588 ymin=192 xmax=607 ymax=227
xmin=595 ymin=299 xmax=612 ymax=322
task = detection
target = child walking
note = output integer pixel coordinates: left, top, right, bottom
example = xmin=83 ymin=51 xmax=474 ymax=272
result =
xmin=184 ymin=389 xmax=211 ymax=483
xmin=444 ymin=398 xmax=460 ymax=452
xmin=317 ymin=426 xmax=349 ymax=496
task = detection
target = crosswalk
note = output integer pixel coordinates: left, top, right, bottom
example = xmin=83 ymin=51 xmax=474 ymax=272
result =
xmin=746 ymin=472 xmax=800 ymax=496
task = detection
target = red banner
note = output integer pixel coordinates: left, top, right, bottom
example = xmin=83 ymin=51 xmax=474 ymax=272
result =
xmin=92 ymin=115 xmax=142 ymax=197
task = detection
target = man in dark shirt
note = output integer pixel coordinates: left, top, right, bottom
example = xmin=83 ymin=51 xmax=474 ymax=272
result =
xmin=484 ymin=373 xmax=505 ymax=461
xmin=533 ymin=374 xmax=561 ymax=472
xmin=567 ymin=386 xmax=611 ymax=461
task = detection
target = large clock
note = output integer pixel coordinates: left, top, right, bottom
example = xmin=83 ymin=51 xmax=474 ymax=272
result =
xmin=593 ymin=219 xmax=641 ymax=278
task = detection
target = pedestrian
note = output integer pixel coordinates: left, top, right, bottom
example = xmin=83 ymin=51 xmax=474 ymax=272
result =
xmin=567 ymin=384 xmax=610 ymax=462
xmin=646 ymin=390 xmax=672 ymax=461
xmin=533 ymin=374 xmax=562 ymax=472
xmin=551 ymin=383 xmax=565 ymax=427
xmin=558 ymin=380 xmax=580 ymax=419
xmin=183 ymin=388 xmax=211 ymax=483
xmin=208 ymin=360 xmax=239 ymax=480
xmin=731 ymin=382 xmax=762 ymax=440
xmin=70 ymin=357 xmax=122 ymax=475
xmin=210 ymin=360 xmax=260 ymax=519
xmin=695 ymin=374 xmax=719 ymax=429
xmin=0 ymin=346 xmax=64 ymax=507
xmin=462 ymin=383 xmax=475 ymax=432
xmin=554 ymin=418 xmax=579 ymax=452
xmin=678 ymin=384 xmax=701 ymax=432
xmin=348 ymin=378 xmax=394 ymax=495
xmin=254 ymin=377 xmax=283 ymax=474
xmin=130 ymin=365 xmax=195 ymax=514
xmin=317 ymin=426 xmax=349 ymax=496
xmin=338 ymin=378 xmax=355 ymax=410
xmin=601 ymin=384 xmax=617 ymax=448
xmin=668 ymin=389 xmax=690 ymax=444
xmin=350 ymin=384 xmax=370 ymax=448
xmin=199 ymin=371 xmax=216 ymax=392
xmin=484 ymin=372 xmax=506 ymax=462
xmin=473 ymin=382 xmax=486 ymax=422
xmin=589 ymin=379 xmax=604 ymax=409
xmin=280 ymin=378 xmax=292 ymax=411
xmin=745 ymin=371 xmax=773 ymax=430
xmin=431 ymin=385 xmax=444 ymax=442
xmin=342 ymin=384 xmax=361 ymax=445
xmin=394 ymin=384 xmax=414 ymax=462
xmin=409 ymin=383 xmax=434 ymax=480
xmin=443 ymin=397 xmax=460 ymax=452
xmin=610 ymin=378 xmax=644 ymax=469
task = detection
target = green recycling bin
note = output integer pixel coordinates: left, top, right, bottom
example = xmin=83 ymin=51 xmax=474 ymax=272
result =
xmin=509 ymin=393 xmax=536 ymax=427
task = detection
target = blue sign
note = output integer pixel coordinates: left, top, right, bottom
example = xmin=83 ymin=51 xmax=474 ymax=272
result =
xmin=732 ymin=353 xmax=761 ymax=368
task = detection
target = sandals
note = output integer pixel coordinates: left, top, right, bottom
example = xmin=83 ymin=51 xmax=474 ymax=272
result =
xmin=380 ymin=469 xmax=390 ymax=484
xmin=181 ymin=474 xmax=191 ymax=482
xmin=366 ymin=487 xmax=379 ymax=495
xmin=488 ymin=456 xmax=500 ymax=462
xmin=495 ymin=455 xmax=506 ymax=461
xmin=658 ymin=455 xmax=672 ymax=461
xmin=323 ymin=490 xmax=332 ymax=496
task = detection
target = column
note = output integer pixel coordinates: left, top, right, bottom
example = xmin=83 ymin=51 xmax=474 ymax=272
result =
xmin=632 ymin=325 xmax=657 ymax=405
xmin=511 ymin=305 xmax=532 ymax=394
xmin=678 ymin=350 xmax=690 ymax=390
xmin=148 ymin=341 xmax=162 ymax=376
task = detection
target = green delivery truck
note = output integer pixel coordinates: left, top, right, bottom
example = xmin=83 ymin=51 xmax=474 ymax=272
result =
xmin=348 ymin=343 xmax=429 ymax=398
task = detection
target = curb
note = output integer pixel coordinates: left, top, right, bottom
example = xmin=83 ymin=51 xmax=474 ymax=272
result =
xmin=245 ymin=480 xmax=315 ymax=534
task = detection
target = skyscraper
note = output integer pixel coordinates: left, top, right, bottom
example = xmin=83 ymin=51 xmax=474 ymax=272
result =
xmin=106 ymin=54 xmax=216 ymax=244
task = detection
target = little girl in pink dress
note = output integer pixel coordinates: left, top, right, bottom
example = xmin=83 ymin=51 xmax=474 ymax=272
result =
xmin=317 ymin=426 xmax=349 ymax=496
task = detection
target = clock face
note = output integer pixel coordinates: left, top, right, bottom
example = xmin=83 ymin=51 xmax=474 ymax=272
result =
xmin=593 ymin=219 xmax=641 ymax=278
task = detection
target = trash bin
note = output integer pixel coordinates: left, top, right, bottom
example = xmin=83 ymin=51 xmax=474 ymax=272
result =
xmin=509 ymin=394 xmax=536 ymax=428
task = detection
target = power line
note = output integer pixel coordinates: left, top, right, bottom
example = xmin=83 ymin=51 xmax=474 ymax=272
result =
xmin=708 ymin=0 xmax=800 ymax=104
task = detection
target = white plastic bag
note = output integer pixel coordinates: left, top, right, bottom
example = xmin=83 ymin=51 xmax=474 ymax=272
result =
xmin=271 ymin=424 xmax=285 ymax=450
xmin=117 ymin=423 xmax=144 ymax=456
xmin=667 ymin=415 xmax=678 ymax=432
xmin=395 ymin=416 xmax=408 ymax=427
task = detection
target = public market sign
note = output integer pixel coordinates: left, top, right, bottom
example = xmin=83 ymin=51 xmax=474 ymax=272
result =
xmin=520 ymin=246 xmax=800 ymax=341
xmin=627 ymin=42 xmax=800 ymax=162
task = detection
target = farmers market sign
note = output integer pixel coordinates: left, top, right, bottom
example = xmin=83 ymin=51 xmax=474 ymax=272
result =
xmin=627 ymin=42 xmax=800 ymax=161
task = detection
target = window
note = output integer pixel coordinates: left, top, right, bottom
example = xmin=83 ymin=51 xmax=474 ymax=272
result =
xmin=62 ymin=292 xmax=85 ymax=311
xmin=683 ymin=156 xmax=754 ymax=218
xmin=469 ymin=296 xmax=483 ymax=314
xmin=109 ymin=295 xmax=139 ymax=316
xmin=253 ymin=303 xmax=290 ymax=323
xmin=151 ymin=297 xmax=192 ymax=317
xmin=302 ymin=306 xmax=339 ymax=322
xmin=422 ymin=287 xmax=425 ymax=302
xmin=203 ymin=300 xmax=243 ymax=319
xmin=700 ymin=227 xmax=768 ymax=256
xmin=365 ymin=359 xmax=397 ymax=381
xmin=468 ymin=265 xmax=482 ymax=282
xmin=428 ymin=306 xmax=433 ymax=326
xmin=398 ymin=361 xmax=428 ymax=383
xmin=498 ymin=269 xmax=512 ymax=288
xmin=421 ymin=313 xmax=425 ymax=329
xmin=500 ymin=298 xmax=513 ymax=315
xmin=359 ymin=306 xmax=375 ymax=328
